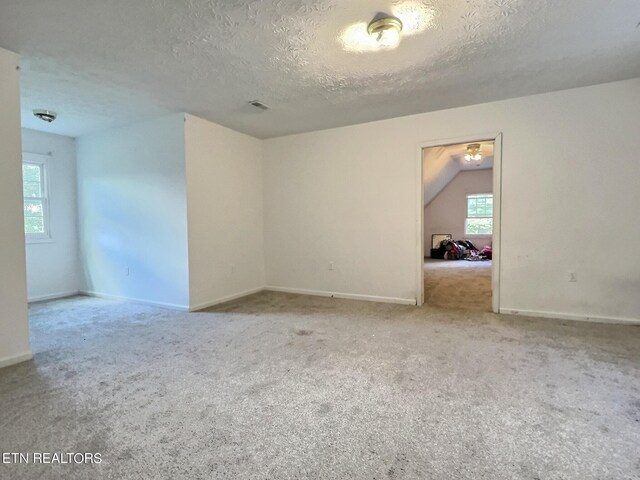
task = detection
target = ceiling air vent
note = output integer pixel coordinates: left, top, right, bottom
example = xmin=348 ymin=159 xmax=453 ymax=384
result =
xmin=248 ymin=100 xmax=270 ymax=111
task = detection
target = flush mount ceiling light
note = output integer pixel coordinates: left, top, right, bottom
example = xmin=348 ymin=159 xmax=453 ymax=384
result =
xmin=340 ymin=2 xmax=433 ymax=53
xmin=464 ymin=143 xmax=482 ymax=162
xmin=367 ymin=14 xmax=403 ymax=48
xmin=33 ymin=109 xmax=57 ymax=123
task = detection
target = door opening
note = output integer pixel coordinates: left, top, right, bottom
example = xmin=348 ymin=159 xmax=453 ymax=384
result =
xmin=416 ymin=134 xmax=502 ymax=312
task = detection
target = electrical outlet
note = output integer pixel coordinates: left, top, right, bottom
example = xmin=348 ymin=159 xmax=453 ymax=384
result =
xmin=329 ymin=261 xmax=335 ymax=271
xmin=568 ymin=272 xmax=577 ymax=282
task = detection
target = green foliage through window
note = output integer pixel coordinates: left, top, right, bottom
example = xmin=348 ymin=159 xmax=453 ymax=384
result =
xmin=465 ymin=194 xmax=493 ymax=235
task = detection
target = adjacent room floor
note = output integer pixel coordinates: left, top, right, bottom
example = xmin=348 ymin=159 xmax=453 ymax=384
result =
xmin=1 ymin=293 xmax=639 ymax=479
xmin=424 ymin=258 xmax=492 ymax=312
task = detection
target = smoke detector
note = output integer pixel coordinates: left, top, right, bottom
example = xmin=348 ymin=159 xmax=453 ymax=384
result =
xmin=33 ymin=109 xmax=57 ymax=123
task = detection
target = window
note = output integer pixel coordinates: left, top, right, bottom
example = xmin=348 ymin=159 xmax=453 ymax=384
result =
xmin=22 ymin=154 xmax=50 ymax=240
xmin=465 ymin=193 xmax=493 ymax=235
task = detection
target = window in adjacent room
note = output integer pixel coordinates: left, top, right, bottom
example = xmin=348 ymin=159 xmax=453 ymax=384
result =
xmin=22 ymin=153 xmax=50 ymax=241
xmin=465 ymin=193 xmax=493 ymax=235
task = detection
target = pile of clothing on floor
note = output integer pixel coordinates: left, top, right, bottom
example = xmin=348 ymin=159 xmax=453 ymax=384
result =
xmin=431 ymin=239 xmax=492 ymax=261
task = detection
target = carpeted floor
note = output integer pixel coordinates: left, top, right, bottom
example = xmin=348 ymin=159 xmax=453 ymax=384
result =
xmin=1 ymin=292 xmax=639 ymax=479
xmin=424 ymin=258 xmax=492 ymax=312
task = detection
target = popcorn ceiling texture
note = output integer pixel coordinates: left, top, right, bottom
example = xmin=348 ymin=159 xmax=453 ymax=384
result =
xmin=0 ymin=0 xmax=639 ymax=138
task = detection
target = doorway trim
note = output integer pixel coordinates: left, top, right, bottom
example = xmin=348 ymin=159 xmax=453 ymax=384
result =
xmin=416 ymin=132 xmax=503 ymax=312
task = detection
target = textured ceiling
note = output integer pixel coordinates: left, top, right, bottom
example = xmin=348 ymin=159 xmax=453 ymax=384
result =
xmin=0 ymin=0 xmax=639 ymax=138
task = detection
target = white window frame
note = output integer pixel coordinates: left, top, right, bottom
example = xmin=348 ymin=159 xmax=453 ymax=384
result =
xmin=23 ymin=152 xmax=52 ymax=243
xmin=465 ymin=193 xmax=493 ymax=236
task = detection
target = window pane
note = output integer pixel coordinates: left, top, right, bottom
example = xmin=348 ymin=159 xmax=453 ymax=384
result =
xmin=465 ymin=218 xmax=493 ymax=235
xmin=467 ymin=194 xmax=493 ymax=218
xmin=22 ymin=161 xmax=48 ymax=237
xmin=467 ymin=199 xmax=477 ymax=216
xmin=24 ymin=216 xmax=44 ymax=234
xmin=24 ymin=199 xmax=43 ymax=216
xmin=23 ymin=181 xmax=41 ymax=198
xmin=23 ymin=164 xmax=41 ymax=183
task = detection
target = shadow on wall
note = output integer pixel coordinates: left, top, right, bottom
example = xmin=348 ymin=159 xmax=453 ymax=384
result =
xmin=79 ymin=176 xmax=188 ymax=305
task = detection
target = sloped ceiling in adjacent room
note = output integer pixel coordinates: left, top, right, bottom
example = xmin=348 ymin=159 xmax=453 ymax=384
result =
xmin=423 ymin=141 xmax=493 ymax=206
xmin=0 ymin=0 xmax=639 ymax=138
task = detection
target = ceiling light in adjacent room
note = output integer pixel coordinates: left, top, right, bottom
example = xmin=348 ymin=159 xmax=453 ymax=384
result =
xmin=464 ymin=143 xmax=482 ymax=162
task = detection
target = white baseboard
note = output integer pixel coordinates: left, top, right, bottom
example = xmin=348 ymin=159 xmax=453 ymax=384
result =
xmin=265 ymin=286 xmax=417 ymax=306
xmin=28 ymin=290 xmax=79 ymax=303
xmin=189 ymin=287 xmax=265 ymax=311
xmin=500 ymin=308 xmax=640 ymax=325
xmin=80 ymin=290 xmax=189 ymax=311
xmin=0 ymin=351 xmax=33 ymax=369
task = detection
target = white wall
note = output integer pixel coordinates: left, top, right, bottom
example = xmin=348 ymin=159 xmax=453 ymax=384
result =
xmin=22 ymin=129 xmax=80 ymax=301
xmin=424 ymin=169 xmax=493 ymax=253
xmin=0 ymin=47 xmax=31 ymax=367
xmin=264 ymin=123 xmax=419 ymax=304
xmin=264 ymin=78 xmax=640 ymax=321
xmin=184 ymin=114 xmax=264 ymax=310
xmin=76 ymin=114 xmax=190 ymax=309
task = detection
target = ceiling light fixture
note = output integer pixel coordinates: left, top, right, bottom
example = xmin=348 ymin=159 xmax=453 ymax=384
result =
xmin=341 ymin=3 xmax=432 ymax=53
xmin=464 ymin=143 xmax=482 ymax=162
xmin=367 ymin=14 xmax=403 ymax=48
xmin=33 ymin=109 xmax=57 ymax=123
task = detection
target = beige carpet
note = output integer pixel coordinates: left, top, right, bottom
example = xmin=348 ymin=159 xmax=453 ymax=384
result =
xmin=1 ymin=293 xmax=640 ymax=479
xmin=424 ymin=258 xmax=492 ymax=311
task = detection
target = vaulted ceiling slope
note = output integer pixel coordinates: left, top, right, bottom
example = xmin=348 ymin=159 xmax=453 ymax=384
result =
xmin=1 ymin=0 xmax=639 ymax=139
xmin=423 ymin=142 xmax=493 ymax=206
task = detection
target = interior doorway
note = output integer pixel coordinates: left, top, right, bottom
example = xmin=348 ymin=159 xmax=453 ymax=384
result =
xmin=416 ymin=134 xmax=502 ymax=312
